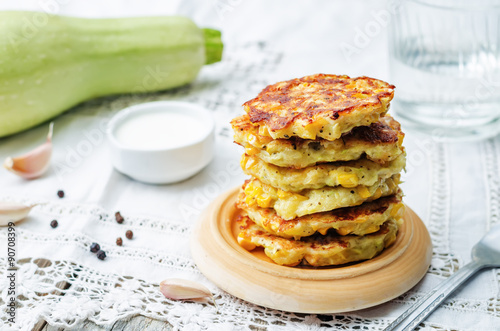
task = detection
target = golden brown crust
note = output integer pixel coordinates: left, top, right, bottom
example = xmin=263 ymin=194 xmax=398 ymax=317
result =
xmin=231 ymin=114 xmax=403 ymax=146
xmin=237 ymin=190 xmax=404 ymax=239
xmin=349 ymin=116 xmax=401 ymax=144
xmin=236 ymin=216 xmax=399 ymax=266
xmin=242 ymin=74 xmax=395 ymax=141
xmin=242 ymin=175 xmax=401 ymax=220
xmin=240 ymin=153 xmax=406 ymax=192
xmin=231 ymin=114 xmax=404 ymax=168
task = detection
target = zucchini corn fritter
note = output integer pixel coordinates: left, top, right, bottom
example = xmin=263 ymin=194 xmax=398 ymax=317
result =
xmin=242 ymin=74 xmax=395 ymax=141
xmin=231 ymin=114 xmax=404 ymax=168
xmin=231 ymin=74 xmax=406 ymax=267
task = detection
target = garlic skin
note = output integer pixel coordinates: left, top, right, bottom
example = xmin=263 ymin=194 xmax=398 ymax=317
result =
xmin=160 ymin=278 xmax=213 ymax=303
xmin=0 ymin=202 xmax=37 ymax=226
xmin=4 ymin=122 xmax=53 ymax=179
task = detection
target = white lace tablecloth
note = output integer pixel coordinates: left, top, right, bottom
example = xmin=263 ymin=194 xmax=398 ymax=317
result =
xmin=1 ymin=1 xmax=499 ymax=330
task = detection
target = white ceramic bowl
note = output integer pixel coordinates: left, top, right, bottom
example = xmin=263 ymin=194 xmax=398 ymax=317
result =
xmin=107 ymin=101 xmax=215 ymax=184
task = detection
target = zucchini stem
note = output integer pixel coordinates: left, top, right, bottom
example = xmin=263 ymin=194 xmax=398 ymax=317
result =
xmin=202 ymin=28 xmax=223 ymax=65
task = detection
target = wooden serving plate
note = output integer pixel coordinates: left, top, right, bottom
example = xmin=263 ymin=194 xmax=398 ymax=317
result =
xmin=190 ymin=187 xmax=432 ymax=313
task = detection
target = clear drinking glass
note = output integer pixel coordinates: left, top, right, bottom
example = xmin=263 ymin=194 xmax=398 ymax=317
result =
xmin=389 ymin=0 xmax=500 ymax=141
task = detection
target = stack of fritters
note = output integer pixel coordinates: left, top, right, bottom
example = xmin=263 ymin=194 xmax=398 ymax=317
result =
xmin=230 ymin=74 xmax=406 ymax=267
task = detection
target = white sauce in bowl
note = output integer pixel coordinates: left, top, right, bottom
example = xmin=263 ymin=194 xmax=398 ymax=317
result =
xmin=114 ymin=111 xmax=206 ymax=149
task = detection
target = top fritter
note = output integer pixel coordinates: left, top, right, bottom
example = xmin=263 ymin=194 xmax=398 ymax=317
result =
xmin=243 ymin=74 xmax=395 ymax=141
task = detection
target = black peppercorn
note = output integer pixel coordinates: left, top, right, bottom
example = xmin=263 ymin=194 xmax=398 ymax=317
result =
xmin=115 ymin=212 xmax=124 ymax=224
xmin=57 ymin=190 xmax=65 ymax=198
xmin=50 ymin=220 xmax=58 ymax=228
xmin=90 ymin=242 xmax=100 ymax=253
xmin=96 ymin=250 xmax=106 ymax=260
xmin=125 ymin=230 xmax=133 ymax=239
xmin=116 ymin=237 xmax=123 ymax=246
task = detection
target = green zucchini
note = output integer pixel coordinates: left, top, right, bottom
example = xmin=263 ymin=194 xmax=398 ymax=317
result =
xmin=0 ymin=12 xmax=223 ymax=137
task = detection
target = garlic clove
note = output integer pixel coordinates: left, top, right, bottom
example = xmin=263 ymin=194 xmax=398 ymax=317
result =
xmin=160 ymin=278 xmax=214 ymax=302
xmin=0 ymin=201 xmax=37 ymax=226
xmin=4 ymin=122 xmax=53 ymax=179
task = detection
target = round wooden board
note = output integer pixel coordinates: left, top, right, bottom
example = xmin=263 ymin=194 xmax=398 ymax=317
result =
xmin=190 ymin=187 xmax=433 ymax=313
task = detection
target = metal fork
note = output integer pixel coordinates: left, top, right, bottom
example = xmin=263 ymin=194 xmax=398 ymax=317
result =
xmin=385 ymin=223 xmax=500 ymax=331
